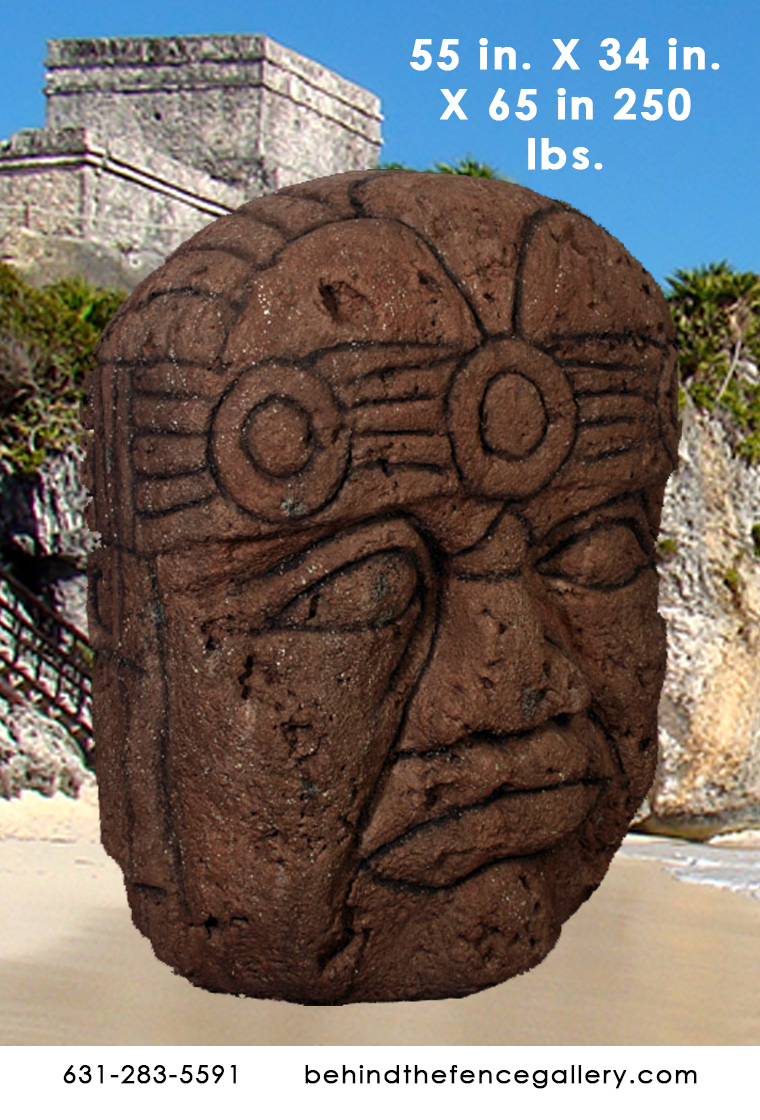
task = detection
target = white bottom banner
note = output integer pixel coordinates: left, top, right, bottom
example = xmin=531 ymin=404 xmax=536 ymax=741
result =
xmin=0 ymin=1045 xmax=752 ymax=1120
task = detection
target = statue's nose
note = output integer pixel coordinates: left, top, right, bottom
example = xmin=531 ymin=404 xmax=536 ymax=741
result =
xmin=399 ymin=573 xmax=591 ymax=753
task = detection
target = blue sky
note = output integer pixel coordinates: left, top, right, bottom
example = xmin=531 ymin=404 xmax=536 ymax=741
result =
xmin=1 ymin=0 xmax=757 ymax=287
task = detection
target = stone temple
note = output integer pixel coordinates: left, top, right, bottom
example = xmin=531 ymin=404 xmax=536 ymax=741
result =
xmin=0 ymin=35 xmax=382 ymax=289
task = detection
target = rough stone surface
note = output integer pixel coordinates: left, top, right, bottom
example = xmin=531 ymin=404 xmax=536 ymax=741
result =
xmin=86 ymin=170 xmax=679 ymax=1003
xmin=0 ymin=35 xmax=381 ymax=288
xmin=0 ymin=694 xmax=91 ymax=799
xmin=642 ymin=406 xmax=760 ymax=837
xmin=0 ymin=450 xmax=93 ymax=796
xmin=44 ymin=36 xmax=381 ymax=190
xmin=0 ymin=127 xmax=242 ymax=287
xmin=0 ymin=449 xmax=93 ymax=631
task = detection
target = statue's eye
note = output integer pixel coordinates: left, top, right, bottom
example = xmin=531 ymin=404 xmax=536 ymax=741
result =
xmin=537 ymin=522 xmax=651 ymax=590
xmin=272 ymin=549 xmax=421 ymax=631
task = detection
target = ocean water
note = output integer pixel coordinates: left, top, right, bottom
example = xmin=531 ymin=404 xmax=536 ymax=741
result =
xmin=623 ymin=834 xmax=760 ymax=902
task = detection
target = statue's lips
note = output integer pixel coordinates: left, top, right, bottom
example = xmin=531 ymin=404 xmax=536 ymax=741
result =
xmin=359 ymin=715 xmax=616 ymax=889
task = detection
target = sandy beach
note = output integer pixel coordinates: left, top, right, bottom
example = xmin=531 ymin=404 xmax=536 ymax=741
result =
xmin=2 ymin=786 xmax=760 ymax=1047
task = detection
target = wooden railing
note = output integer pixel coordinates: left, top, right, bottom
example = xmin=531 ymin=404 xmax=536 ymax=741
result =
xmin=0 ymin=564 xmax=93 ymax=766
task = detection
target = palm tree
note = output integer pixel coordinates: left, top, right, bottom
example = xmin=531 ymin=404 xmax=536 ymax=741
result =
xmin=666 ymin=262 xmax=760 ymax=399
xmin=379 ymin=156 xmax=511 ymax=180
xmin=666 ymin=262 xmax=760 ymax=460
xmin=430 ymin=156 xmax=510 ymax=180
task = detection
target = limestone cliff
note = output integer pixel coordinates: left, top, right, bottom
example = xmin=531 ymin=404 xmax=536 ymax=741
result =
xmin=644 ymin=405 xmax=760 ymax=836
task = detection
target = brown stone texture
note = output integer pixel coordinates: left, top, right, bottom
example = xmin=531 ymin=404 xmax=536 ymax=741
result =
xmin=85 ymin=170 xmax=679 ymax=1003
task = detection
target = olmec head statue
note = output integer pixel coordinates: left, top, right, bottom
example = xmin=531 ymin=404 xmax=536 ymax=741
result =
xmin=86 ymin=171 xmax=678 ymax=1003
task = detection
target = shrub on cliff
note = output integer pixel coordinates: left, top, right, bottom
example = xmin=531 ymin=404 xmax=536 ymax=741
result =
xmin=0 ymin=264 xmax=124 ymax=470
xmin=667 ymin=262 xmax=760 ymax=462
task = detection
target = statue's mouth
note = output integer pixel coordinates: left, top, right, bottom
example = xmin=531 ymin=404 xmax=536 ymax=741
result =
xmin=359 ymin=713 xmax=617 ymax=889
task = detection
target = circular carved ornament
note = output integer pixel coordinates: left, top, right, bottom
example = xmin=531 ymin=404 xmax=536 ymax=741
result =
xmin=210 ymin=364 xmax=350 ymax=521
xmin=447 ymin=339 xmax=577 ymax=499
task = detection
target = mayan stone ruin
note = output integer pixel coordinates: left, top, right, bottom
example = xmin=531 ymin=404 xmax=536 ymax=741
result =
xmin=0 ymin=35 xmax=382 ymax=288
xmin=86 ymin=170 xmax=679 ymax=1003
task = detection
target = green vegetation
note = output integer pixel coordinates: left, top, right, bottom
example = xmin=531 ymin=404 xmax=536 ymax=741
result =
xmin=724 ymin=566 xmax=741 ymax=592
xmin=380 ymin=156 xmax=511 ymax=180
xmin=0 ymin=265 xmax=124 ymax=470
xmin=427 ymin=156 xmax=509 ymax=179
xmin=657 ymin=536 xmax=679 ymax=558
xmin=752 ymin=524 xmax=760 ymax=558
xmin=723 ymin=565 xmax=742 ymax=602
xmin=666 ymin=262 xmax=760 ymax=463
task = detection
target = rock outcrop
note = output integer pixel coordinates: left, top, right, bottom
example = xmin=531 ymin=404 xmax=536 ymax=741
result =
xmin=0 ymin=447 xmax=92 ymax=632
xmin=0 ymin=693 xmax=91 ymax=798
xmin=0 ymin=447 xmax=93 ymax=798
xmin=642 ymin=405 xmax=760 ymax=837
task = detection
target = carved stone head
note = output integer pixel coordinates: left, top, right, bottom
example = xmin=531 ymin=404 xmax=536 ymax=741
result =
xmin=86 ymin=171 xmax=679 ymax=1003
